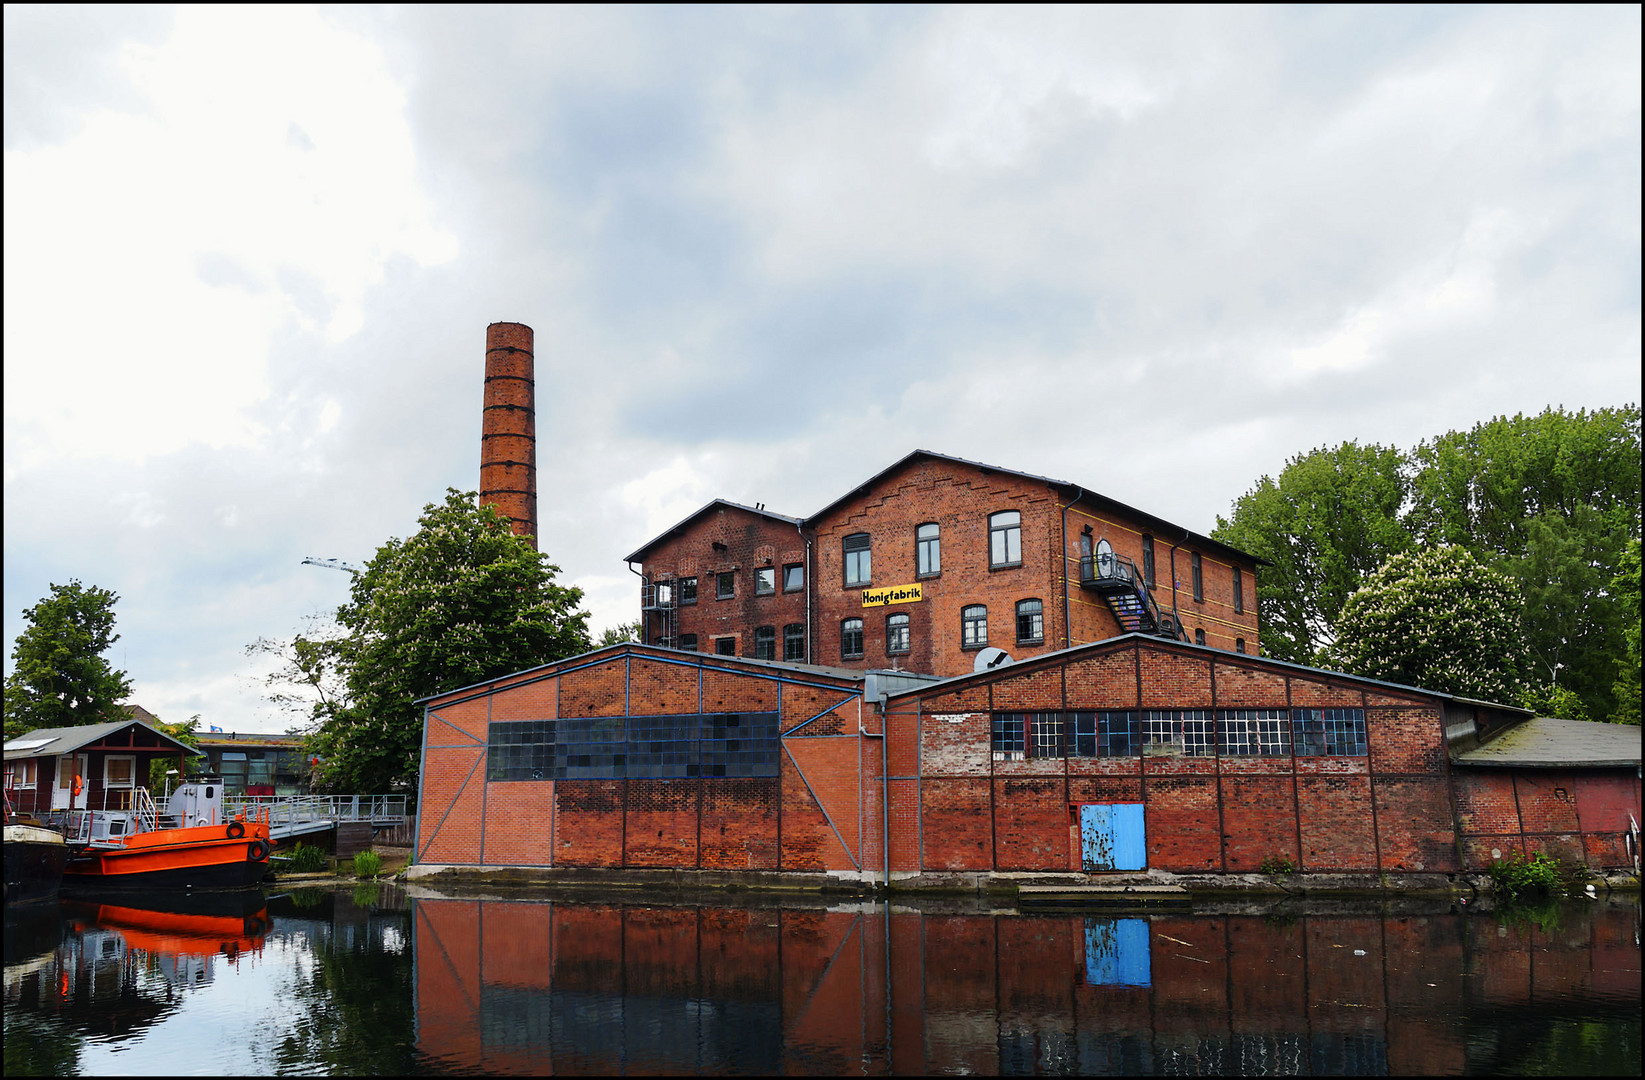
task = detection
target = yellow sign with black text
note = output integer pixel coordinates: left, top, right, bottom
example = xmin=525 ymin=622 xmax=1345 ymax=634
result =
xmin=861 ymin=583 xmax=923 ymax=608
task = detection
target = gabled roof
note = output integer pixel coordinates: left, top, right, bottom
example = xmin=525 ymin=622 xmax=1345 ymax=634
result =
xmin=1451 ymin=717 xmax=1642 ymax=769
xmin=882 ymin=631 xmax=1532 ymax=714
xmin=802 ymin=449 xmax=1264 ymax=567
xmin=4 ymin=718 xmax=195 ymax=760
xmin=623 ymin=499 xmax=803 ymax=564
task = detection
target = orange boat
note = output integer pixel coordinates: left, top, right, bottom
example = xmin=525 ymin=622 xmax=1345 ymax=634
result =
xmin=62 ymin=781 xmax=274 ymax=891
xmin=64 ymin=894 xmax=271 ymax=957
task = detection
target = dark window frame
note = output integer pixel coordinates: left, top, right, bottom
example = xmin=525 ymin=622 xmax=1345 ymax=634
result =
xmin=1292 ymin=708 xmax=1368 ymax=757
xmin=716 ymin=571 xmax=735 ymax=600
xmin=753 ymin=625 xmax=776 ymax=660
xmin=783 ymin=563 xmax=804 ymax=592
xmin=679 ymin=577 xmax=698 ymax=605
xmin=1235 ymin=638 xmax=1246 ymax=654
xmin=961 ymin=604 xmax=988 ymax=649
xmin=1195 ymin=628 xmax=1206 ymax=646
xmin=1015 ymin=598 xmax=1044 ymax=644
xmin=988 ymin=511 xmax=1022 ymax=569
xmin=784 ymin=623 xmax=805 ymax=661
xmin=714 ymin=636 xmax=736 ymax=656
xmin=841 ymin=617 xmax=864 ymax=660
xmin=1232 ymin=564 xmax=1244 ymax=614
xmin=843 ymin=532 xmax=872 ymax=587
xmin=886 ymin=611 xmax=910 ymax=654
xmin=1142 ymin=535 xmax=1155 ymax=590
xmin=1191 ymin=551 xmax=1204 ymax=602
xmin=754 ymin=567 xmax=777 ymax=596
xmin=680 ymin=634 xmax=698 ymax=652
xmin=916 ymin=522 xmax=941 ymax=577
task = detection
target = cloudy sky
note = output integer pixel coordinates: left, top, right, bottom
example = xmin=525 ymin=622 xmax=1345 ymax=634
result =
xmin=5 ymin=5 xmax=1639 ymax=735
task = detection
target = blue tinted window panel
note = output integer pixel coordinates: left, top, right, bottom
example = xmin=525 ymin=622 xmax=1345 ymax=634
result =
xmin=1085 ymin=918 xmax=1151 ymax=987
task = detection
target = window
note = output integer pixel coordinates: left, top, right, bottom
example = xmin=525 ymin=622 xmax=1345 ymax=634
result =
xmin=1016 ymin=598 xmax=1044 ymax=644
xmin=784 ymin=624 xmax=806 ymax=661
xmin=5 ymin=760 xmax=38 ymax=787
xmin=103 ymin=756 xmax=135 ymax=789
xmin=989 ymin=511 xmax=1022 ymax=568
xmin=1218 ymin=709 xmax=1290 ymax=756
xmin=680 ymin=634 xmax=698 ymax=652
xmin=1141 ymin=710 xmax=1215 ymax=756
xmin=1292 ymin=708 xmax=1368 ymax=756
xmin=1077 ymin=711 xmax=1141 ymax=757
xmin=716 ymin=572 xmax=735 ymax=599
xmin=1235 ymin=638 xmax=1245 ymax=654
xmin=843 ymin=533 xmax=871 ymax=586
xmin=886 ymin=612 xmax=910 ymax=654
xmin=1232 ymin=564 xmax=1244 ymax=614
xmin=715 ymin=637 xmax=736 ymax=656
xmin=783 ymin=563 xmax=804 ymax=592
xmin=1191 ymin=552 xmax=1203 ymax=601
xmin=961 ymin=605 xmax=988 ymax=648
xmin=680 ymin=577 xmax=698 ymax=604
xmin=991 ymin=713 xmax=1025 ymax=759
xmin=753 ymin=626 xmax=776 ymax=660
xmin=1142 ymin=535 xmax=1155 ymax=589
xmin=489 ymin=712 xmax=781 ymax=781
xmin=841 ymin=618 xmax=864 ymax=659
xmin=755 ymin=567 xmax=777 ymax=596
xmin=1195 ymin=628 xmax=1206 ymax=645
xmin=655 ymin=581 xmax=673 ymax=605
xmin=916 ymin=523 xmax=941 ymax=576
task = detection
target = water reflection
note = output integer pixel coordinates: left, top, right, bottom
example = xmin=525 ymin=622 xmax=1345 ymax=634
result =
xmin=3 ymin=889 xmax=1639 ymax=1076
xmin=412 ymin=897 xmax=1641 ymax=1077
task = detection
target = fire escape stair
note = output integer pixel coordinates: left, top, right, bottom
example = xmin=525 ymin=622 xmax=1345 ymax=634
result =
xmin=1079 ymin=555 xmax=1185 ymax=642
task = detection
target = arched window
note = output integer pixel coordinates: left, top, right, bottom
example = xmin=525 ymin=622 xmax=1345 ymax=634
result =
xmin=1016 ymin=599 xmax=1044 ymax=644
xmin=916 ymin=523 xmax=941 ymax=576
xmin=962 ymin=605 xmax=988 ymax=648
xmin=1194 ymin=628 xmax=1206 ymax=646
xmin=887 ymin=612 xmax=910 ymax=654
xmin=989 ymin=511 xmax=1021 ymax=568
xmin=841 ymin=618 xmax=864 ymax=659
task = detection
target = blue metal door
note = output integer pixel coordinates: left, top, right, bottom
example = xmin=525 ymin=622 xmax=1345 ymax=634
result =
xmin=1079 ymin=803 xmax=1146 ymax=871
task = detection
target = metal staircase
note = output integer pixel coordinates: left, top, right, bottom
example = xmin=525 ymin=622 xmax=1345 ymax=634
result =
xmin=1079 ymin=550 xmax=1187 ymax=641
xmin=640 ymin=573 xmax=679 ymax=648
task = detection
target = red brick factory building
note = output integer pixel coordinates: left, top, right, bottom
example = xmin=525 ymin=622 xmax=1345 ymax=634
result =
xmin=410 ymin=323 xmax=1642 ymax=889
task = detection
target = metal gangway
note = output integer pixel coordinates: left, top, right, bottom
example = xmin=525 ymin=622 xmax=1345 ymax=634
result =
xmin=154 ymin=793 xmax=409 ymax=843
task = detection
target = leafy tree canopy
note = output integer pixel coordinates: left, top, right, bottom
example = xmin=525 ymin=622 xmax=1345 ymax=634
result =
xmin=1211 ymin=441 xmax=1411 ymax=664
xmin=1610 ymin=539 xmax=1641 ymax=726
xmin=303 ymin=490 xmax=592 ymax=794
xmin=4 ymin=580 xmax=133 ymax=741
xmin=1327 ymin=546 xmax=1529 ymax=704
xmin=598 ymin=620 xmax=641 ymax=647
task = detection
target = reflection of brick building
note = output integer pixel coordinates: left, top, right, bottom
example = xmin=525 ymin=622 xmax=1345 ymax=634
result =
xmin=625 ymin=451 xmax=1263 ymax=673
xmin=411 ymin=637 xmax=1640 ymax=881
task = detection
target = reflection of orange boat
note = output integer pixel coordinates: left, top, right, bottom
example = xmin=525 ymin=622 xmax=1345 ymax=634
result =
xmin=62 ymin=781 xmax=273 ymax=891
xmin=65 ymin=897 xmax=271 ymax=958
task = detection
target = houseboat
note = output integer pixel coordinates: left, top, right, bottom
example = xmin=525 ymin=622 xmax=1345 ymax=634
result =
xmin=4 ymin=792 xmax=67 ymax=906
xmin=4 ymin=715 xmax=273 ymax=892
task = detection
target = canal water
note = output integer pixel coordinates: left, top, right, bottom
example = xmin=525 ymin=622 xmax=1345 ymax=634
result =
xmin=4 ymin=886 xmax=1639 ymax=1076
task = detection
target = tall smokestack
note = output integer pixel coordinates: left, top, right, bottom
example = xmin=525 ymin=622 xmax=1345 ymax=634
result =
xmin=480 ymin=322 xmax=537 ymax=550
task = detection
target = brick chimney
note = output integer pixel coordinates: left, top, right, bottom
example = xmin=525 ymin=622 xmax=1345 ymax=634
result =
xmin=480 ymin=322 xmax=537 ymax=549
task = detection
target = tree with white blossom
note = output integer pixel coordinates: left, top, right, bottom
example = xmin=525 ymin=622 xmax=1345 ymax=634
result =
xmin=1326 ymin=545 xmax=1528 ymax=704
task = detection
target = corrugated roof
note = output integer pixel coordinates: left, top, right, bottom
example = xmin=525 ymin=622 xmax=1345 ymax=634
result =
xmin=1451 ymin=717 xmax=1642 ymax=769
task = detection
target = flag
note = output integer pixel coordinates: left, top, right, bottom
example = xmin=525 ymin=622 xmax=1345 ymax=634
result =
xmin=209 ymin=726 xmax=223 ymax=733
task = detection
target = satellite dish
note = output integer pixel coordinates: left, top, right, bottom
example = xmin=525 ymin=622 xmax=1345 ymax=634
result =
xmin=974 ymin=647 xmax=1013 ymax=672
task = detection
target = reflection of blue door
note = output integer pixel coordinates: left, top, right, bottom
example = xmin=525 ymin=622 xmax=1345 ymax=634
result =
xmin=1085 ymin=918 xmax=1151 ymax=986
xmin=1080 ymin=804 xmax=1146 ymax=871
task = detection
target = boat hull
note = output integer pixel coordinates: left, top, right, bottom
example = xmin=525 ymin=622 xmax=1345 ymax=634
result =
xmin=63 ymin=821 xmax=272 ymax=892
xmin=4 ymin=823 xmax=69 ymax=906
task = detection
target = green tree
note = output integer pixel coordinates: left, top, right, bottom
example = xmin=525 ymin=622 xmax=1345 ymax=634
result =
xmin=1211 ymin=441 xmax=1411 ymax=664
xmin=144 ymin=712 xmax=202 ymax=792
xmin=4 ymin=580 xmax=133 ymax=740
xmin=305 ymin=490 xmax=592 ymax=794
xmin=1327 ymin=546 xmax=1528 ymax=704
xmin=598 ymin=620 xmax=641 ymax=646
xmin=1409 ymin=406 xmax=1641 ymax=720
xmin=1610 ymin=539 xmax=1641 ymax=725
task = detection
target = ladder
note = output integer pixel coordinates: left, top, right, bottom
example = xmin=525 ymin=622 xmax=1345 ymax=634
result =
xmin=640 ymin=573 xmax=679 ymax=648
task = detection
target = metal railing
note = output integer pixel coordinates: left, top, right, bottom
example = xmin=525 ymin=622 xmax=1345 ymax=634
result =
xmin=1080 ymin=551 xmax=1141 ymax=587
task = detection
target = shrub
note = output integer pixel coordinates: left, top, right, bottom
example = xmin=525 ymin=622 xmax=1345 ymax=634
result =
xmin=352 ymin=850 xmax=383 ymax=879
xmin=1259 ymin=855 xmax=1297 ymax=875
xmin=1488 ymin=852 xmax=1586 ymax=898
xmin=287 ymin=842 xmax=328 ymax=873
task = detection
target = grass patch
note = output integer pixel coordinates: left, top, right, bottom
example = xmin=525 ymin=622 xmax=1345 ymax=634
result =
xmin=1488 ymin=852 xmax=1588 ymax=899
xmin=352 ymin=850 xmax=383 ymax=879
xmin=285 ymin=842 xmax=329 ymax=874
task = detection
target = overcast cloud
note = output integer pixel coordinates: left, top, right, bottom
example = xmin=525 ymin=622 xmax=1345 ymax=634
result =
xmin=4 ymin=5 xmax=1639 ymax=734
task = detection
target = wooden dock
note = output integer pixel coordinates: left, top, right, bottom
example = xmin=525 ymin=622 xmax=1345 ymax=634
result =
xmin=1016 ymin=883 xmax=1191 ymax=908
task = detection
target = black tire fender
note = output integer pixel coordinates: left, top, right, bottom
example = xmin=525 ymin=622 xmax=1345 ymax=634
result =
xmin=247 ymin=839 xmax=269 ymax=861
xmin=226 ymin=821 xmax=246 ymax=840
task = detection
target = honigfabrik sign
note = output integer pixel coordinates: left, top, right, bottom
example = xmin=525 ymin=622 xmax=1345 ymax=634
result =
xmin=861 ymin=584 xmax=923 ymax=608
